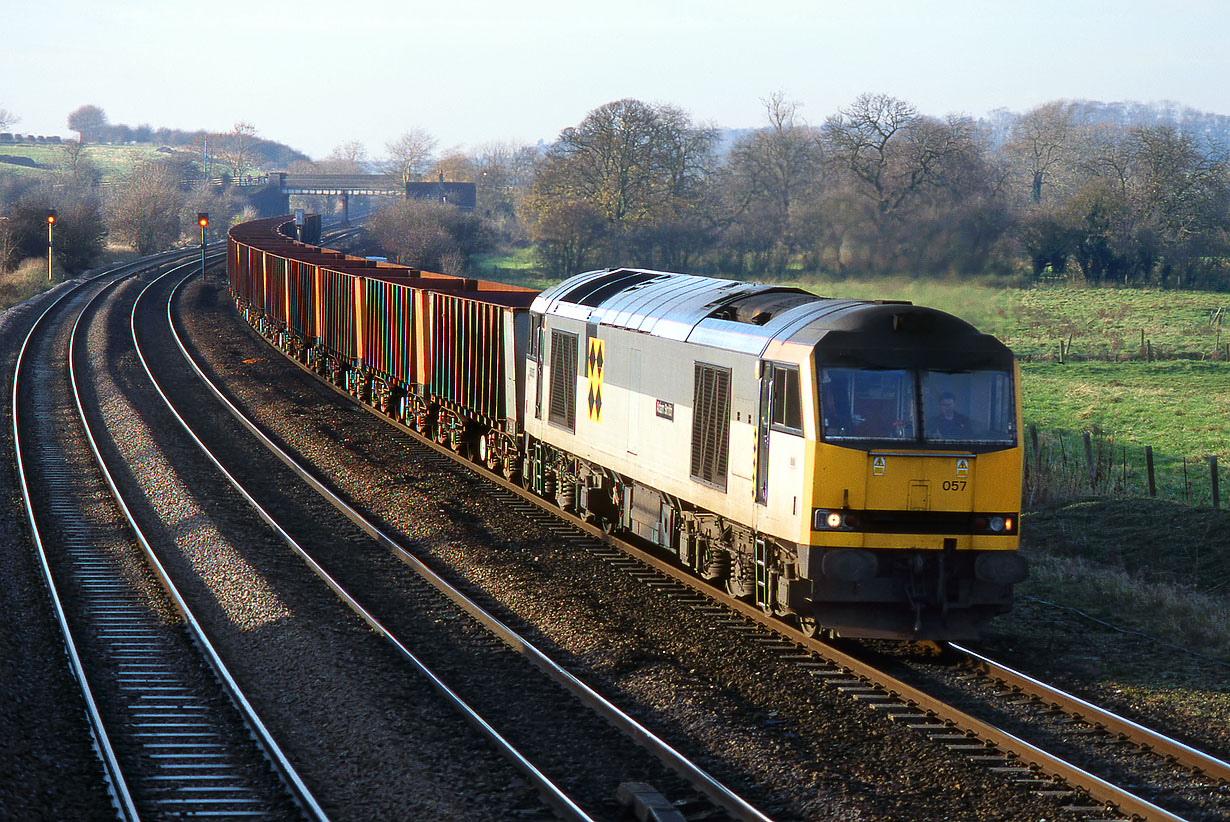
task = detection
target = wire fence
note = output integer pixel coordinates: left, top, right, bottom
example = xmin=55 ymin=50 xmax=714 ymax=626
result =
xmin=1023 ymin=424 xmax=1223 ymax=509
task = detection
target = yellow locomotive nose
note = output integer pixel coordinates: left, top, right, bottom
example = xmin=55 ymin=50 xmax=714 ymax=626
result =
xmin=866 ymin=453 xmax=974 ymax=514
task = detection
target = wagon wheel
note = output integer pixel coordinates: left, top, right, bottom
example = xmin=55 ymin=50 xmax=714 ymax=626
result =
xmin=434 ymin=411 xmax=450 ymax=446
xmin=413 ymin=408 xmax=430 ymax=435
xmin=593 ymin=514 xmax=617 ymax=536
xmin=480 ymin=434 xmax=501 ymax=473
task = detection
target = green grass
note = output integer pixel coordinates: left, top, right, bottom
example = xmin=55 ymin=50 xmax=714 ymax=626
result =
xmin=1022 ymin=361 xmax=1229 ymax=458
xmin=1021 ymin=360 xmax=1229 ymax=507
xmin=1019 ymin=499 xmax=1230 ymax=660
xmin=0 ymin=143 xmax=187 ymax=182
xmin=471 ymin=247 xmax=556 ymax=290
xmin=774 ymin=274 xmax=1228 ymax=362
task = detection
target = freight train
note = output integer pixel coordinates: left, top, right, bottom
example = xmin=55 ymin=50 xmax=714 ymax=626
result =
xmin=227 ymin=216 xmax=1027 ymax=639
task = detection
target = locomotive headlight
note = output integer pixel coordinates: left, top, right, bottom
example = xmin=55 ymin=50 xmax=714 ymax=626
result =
xmin=814 ymin=509 xmax=861 ymax=532
xmin=973 ymin=514 xmax=1017 ymax=535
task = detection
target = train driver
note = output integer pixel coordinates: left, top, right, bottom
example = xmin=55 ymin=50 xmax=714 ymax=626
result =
xmin=931 ymin=391 xmax=972 ymax=438
xmin=821 ymin=374 xmax=853 ymax=436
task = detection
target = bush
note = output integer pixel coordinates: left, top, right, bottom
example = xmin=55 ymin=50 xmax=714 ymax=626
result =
xmin=0 ymin=257 xmax=51 ymax=309
xmin=367 ymin=199 xmax=491 ymax=275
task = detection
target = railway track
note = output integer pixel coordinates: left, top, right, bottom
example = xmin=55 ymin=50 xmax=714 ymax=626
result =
xmin=12 ymin=253 xmax=321 ymax=821
xmin=475 ymin=485 xmax=1230 ymax=822
xmin=186 ymin=263 xmax=1229 ymax=821
xmin=91 ymin=258 xmax=777 ymax=822
xmin=124 ymin=262 xmax=779 ymax=821
xmin=29 ymin=248 xmax=564 ymax=820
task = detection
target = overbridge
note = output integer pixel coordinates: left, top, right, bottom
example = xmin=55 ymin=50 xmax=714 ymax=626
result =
xmin=246 ymin=173 xmax=476 ymax=222
xmin=248 ymin=173 xmax=402 ymax=223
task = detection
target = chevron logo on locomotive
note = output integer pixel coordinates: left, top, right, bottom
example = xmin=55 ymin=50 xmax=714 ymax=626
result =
xmin=587 ymin=338 xmax=604 ymax=422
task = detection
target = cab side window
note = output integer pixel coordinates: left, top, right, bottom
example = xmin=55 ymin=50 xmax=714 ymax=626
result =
xmin=770 ymin=365 xmax=802 ymax=434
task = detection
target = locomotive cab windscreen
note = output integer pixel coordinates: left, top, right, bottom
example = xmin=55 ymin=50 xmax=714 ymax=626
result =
xmin=813 ymin=304 xmax=1017 ymax=451
xmin=821 ymin=367 xmax=1015 ymax=447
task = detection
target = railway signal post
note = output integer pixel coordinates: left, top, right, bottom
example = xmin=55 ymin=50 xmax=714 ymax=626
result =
xmin=198 ymin=212 xmax=209 ymax=279
xmin=46 ymin=209 xmax=56 ymax=282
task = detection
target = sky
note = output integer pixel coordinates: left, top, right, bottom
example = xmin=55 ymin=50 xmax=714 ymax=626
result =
xmin=3 ymin=0 xmax=1227 ymax=161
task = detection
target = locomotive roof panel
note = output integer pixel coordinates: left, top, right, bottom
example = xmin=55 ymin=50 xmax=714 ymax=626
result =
xmin=538 ymin=268 xmax=1013 ymax=365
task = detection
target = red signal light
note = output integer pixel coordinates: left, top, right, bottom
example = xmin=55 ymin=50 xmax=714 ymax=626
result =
xmin=198 ymin=212 xmax=209 ymax=228
xmin=47 ymin=210 xmax=57 ymax=225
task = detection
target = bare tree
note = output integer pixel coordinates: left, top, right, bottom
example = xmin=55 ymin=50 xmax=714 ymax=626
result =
xmin=721 ymin=92 xmax=824 ymax=267
xmin=0 ymin=217 xmax=18 ymax=272
xmin=541 ymin=98 xmax=714 ymax=223
xmin=1004 ymin=101 xmax=1087 ymax=204
xmin=107 ymin=159 xmax=185 ymax=254
xmin=524 ymin=197 xmax=606 ymax=277
xmin=67 ymin=104 xmax=108 ymax=143
xmin=218 ymin=122 xmax=259 ymax=178
xmin=0 ymin=106 xmax=18 ymax=131
xmin=320 ymin=140 xmax=368 ymax=173
xmin=527 ymin=98 xmax=717 ymax=268
xmin=470 ymin=141 xmax=538 ymax=240
xmin=822 ymin=93 xmax=997 ymax=273
xmin=367 ymin=198 xmax=488 ymax=274
xmin=383 ymin=129 xmax=438 ymax=184
xmin=57 ymin=140 xmax=103 ymax=193
xmin=822 ymin=93 xmax=919 ymax=219
xmin=61 ymin=139 xmax=86 ymax=174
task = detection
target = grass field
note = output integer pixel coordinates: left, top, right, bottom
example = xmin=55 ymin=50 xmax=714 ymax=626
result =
xmin=779 ymin=274 xmax=1229 ymax=362
xmin=0 ymin=142 xmax=183 ymax=182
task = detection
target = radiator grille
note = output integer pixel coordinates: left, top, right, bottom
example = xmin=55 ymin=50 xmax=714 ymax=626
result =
xmin=690 ymin=363 xmax=731 ymax=490
xmin=549 ymin=329 xmax=578 ymax=431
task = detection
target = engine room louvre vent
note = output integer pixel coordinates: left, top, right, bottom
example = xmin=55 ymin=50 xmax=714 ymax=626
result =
xmin=548 ymin=329 xmax=578 ymax=431
xmin=707 ymin=288 xmax=821 ymax=325
xmin=560 ymin=270 xmax=665 ymax=307
xmin=690 ymin=363 xmax=731 ymax=491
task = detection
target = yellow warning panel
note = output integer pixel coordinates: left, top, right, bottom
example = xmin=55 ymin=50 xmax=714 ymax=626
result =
xmin=587 ymin=338 xmax=604 ymax=422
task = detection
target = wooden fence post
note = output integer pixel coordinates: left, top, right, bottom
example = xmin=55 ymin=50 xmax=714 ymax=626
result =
xmin=1145 ymin=446 xmax=1156 ymax=497
xmin=1030 ymin=425 xmax=1040 ymax=477
xmin=1083 ymin=432 xmax=1096 ymax=490
xmin=1212 ymin=456 xmax=1221 ymax=511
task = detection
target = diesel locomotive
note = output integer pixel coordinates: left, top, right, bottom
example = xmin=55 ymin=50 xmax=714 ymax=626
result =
xmin=228 ymin=217 xmax=1027 ymax=640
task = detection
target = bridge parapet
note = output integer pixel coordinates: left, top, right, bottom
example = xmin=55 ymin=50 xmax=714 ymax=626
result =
xmin=275 ymin=172 xmax=405 ymax=196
